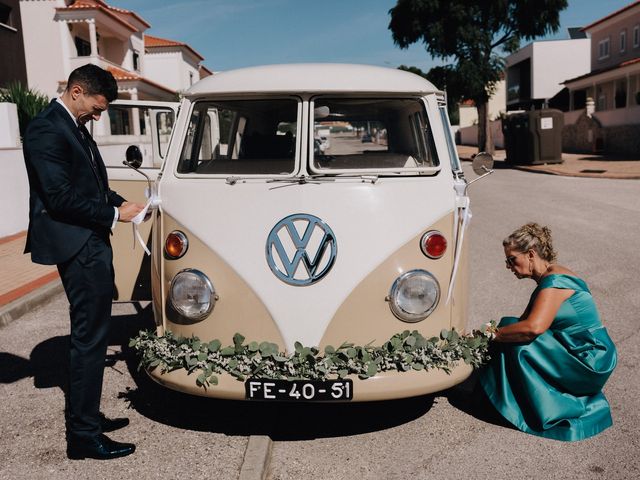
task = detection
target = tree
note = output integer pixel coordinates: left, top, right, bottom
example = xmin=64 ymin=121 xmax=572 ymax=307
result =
xmin=398 ymin=64 xmax=464 ymax=125
xmin=389 ymin=0 xmax=567 ymax=153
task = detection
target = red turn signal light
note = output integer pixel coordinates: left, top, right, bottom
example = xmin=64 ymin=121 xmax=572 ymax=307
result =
xmin=420 ymin=231 xmax=447 ymax=259
xmin=165 ymin=231 xmax=188 ymax=259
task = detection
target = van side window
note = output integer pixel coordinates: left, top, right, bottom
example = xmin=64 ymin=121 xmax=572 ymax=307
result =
xmin=311 ymin=97 xmax=439 ymax=172
xmin=177 ymin=99 xmax=298 ymax=175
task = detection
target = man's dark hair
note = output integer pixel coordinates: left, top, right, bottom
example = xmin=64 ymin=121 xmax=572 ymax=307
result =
xmin=67 ymin=64 xmax=118 ymax=102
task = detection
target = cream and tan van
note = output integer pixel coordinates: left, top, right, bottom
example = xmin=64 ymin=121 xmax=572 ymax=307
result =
xmin=99 ymin=64 xmax=493 ymax=402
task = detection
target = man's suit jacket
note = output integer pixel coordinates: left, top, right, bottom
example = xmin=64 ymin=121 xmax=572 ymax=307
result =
xmin=23 ymin=100 xmax=125 ymax=265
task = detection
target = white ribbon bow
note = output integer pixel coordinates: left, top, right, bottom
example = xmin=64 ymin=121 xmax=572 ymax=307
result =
xmin=131 ymin=187 xmax=160 ymax=256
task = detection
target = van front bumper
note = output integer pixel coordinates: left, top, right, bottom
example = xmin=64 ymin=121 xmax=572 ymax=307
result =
xmin=146 ymin=361 xmax=473 ymax=402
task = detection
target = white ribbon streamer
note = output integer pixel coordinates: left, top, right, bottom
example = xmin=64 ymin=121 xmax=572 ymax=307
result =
xmin=446 ymin=195 xmax=472 ymax=305
xmin=130 ymin=187 xmax=160 ymax=256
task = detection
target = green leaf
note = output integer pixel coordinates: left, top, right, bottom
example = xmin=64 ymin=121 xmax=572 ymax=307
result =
xmin=208 ymin=339 xmax=221 ymax=352
xmin=233 ymin=333 xmax=245 ymax=346
xmin=209 ymin=374 xmax=218 ymax=385
xmin=294 ymin=341 xmax=304 ymax=354
xmin=220 ymin=347 xmax=236 ymax=356
xmin=248 ymin=341 xmax=259 ymax=352
xmin=366 ymin=362 xmax=378 ymax=377
xmin=324 ymin=345 xmax=335 ymax=354
xmin=338 ymin=369 xmax=348 ymax=379
xmin=412 ymin=363 xmax=424 ymax=371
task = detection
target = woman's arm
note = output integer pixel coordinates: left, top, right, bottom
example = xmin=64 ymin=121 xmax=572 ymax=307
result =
xmin=494 ymin=287 xmax=574 ymax=342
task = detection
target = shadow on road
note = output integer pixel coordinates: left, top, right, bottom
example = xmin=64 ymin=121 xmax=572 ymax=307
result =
xmin=443 ymin=373 xmax=514 ymax=431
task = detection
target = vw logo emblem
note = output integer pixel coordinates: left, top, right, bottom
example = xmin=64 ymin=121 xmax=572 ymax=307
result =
xmin=266 ymin=214 xmax=337 ymax=286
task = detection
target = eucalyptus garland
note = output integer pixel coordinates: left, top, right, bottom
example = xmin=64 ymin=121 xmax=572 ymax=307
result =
xmin=129 ymin=324 xmax=496 ymax=389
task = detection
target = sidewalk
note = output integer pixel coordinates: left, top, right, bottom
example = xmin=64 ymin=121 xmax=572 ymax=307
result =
xmin=457 ymin=145 xmax=640 ymax=179
xmin=0 ymin=232 xmax=62 ymax=327
xmin=2 ymin=150 xmax=639 ymax=328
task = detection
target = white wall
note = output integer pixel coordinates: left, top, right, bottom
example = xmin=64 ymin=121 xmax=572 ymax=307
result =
xmin=0 ymin=147 xmax=29 ymax=237
xmin=531 ymin=39 xmax=590 ymax=100
xmin=0 ymin=102 xmax=28 ymax=236
xmin=20 ymin=0 xmax=66 ymax=98
xmin=457 ymin=80 xmax=506 ymax=128
xmin=144 ymin=51 xmax=182 ymax=91
xmin=144 ymin=48 xmax=202 ymax=92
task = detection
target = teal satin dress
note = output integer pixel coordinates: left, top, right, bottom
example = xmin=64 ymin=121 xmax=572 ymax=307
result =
xmin=479 ymin=274 xmax=617 ymax=441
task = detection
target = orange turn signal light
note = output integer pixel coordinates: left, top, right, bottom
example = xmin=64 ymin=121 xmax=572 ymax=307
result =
xmin=165 ymin=231 xmax=188 ymax=259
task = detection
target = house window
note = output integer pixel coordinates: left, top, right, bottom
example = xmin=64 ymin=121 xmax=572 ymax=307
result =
xmin=0 ymin=2 xmax=16 ymax=30
xmin=597 ymin=91 xmax=607 ymax=111
xmin=598 ymin=37 xmax=610 ymax=59
xmin=620 ymin=30 xmax=627 ymax=53
xmin=75 ymin=36 xmax=91 ymax=57
xmin=634 ymin=25 xmax=640 ymax=48
xmin=133 ymin=50 xmax=140 ymax=72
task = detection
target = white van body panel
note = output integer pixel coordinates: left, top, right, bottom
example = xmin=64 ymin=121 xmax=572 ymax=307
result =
xmin=159 ymin=176 xmax=454 ymax=351
xmin=186 ymin=64 xmax=440 ymax=97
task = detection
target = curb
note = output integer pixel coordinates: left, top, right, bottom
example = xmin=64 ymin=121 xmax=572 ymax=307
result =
xmin=510 ymin=165 xmax=640 ymax=180
xmin=238 ymin=435 xmax=273 ymax=480
xmin=0 ymin=279 xmax=64 ymax=329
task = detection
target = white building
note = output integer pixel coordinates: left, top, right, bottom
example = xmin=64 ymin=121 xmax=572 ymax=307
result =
xmin=457 ymin=79 xmax=506 ymax=128
xmin=144 ymin=34 xmax=206 ymax=93
xmin=18 ymin=0 xmax=212 ymax=100
xmin=505 ymin=37 xmax=591 ymax=111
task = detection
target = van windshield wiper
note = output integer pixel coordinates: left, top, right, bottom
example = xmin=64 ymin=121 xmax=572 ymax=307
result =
xmin=226 ymin=173 xmax=379 ymax=186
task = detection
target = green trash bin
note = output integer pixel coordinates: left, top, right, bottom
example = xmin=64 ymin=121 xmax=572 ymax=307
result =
xmin=502 ymin=109 xmax=563 ymax=165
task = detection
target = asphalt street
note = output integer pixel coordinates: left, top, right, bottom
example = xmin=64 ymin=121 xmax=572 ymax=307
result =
xmin=1 ymin=165 xmax=639 ymax=479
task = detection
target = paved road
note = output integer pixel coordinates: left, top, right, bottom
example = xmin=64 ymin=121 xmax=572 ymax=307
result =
xmin=1 ymin=166 xmax=638 ymax=479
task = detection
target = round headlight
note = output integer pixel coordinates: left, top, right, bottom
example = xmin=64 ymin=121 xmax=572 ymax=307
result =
xmin=169 ymin=269 xmax=216 ymax=320
xmin=388 ymin=269 xmax=440 ymax=323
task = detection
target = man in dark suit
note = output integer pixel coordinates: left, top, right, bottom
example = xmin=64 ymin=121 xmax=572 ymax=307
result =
xmin=23 ymin=64 xmax=144 ymax=460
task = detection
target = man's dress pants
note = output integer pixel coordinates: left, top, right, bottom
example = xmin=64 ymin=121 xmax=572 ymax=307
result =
xmin=56 ymin=231 xmax=113 ymax=440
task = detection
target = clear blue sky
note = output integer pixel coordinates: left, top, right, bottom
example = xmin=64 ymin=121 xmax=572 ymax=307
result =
xmin=117 ymin=0 xmax=634 ymax=72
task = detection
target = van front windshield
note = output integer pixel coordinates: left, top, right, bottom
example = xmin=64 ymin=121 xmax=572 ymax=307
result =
xmin=177 ymin=99 xmax=298 ymax=175
xmin=311 ymin=97 xmax=439 ymax=173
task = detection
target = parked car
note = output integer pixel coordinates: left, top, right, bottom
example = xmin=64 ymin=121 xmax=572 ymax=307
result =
xmin=361 ymin=132 xmax=372 ymax=142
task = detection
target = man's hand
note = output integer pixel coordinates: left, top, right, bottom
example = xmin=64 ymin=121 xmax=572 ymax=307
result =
xmin=118 ymin=202 xmax=145 ymax=222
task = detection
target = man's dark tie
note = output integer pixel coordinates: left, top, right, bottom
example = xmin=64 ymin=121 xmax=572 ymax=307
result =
xmin=78 ymin=125 xmax=107 ymax=193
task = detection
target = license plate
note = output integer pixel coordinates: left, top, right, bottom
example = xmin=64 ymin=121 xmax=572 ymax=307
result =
xmin=245 ymin=379 xmax=353 ymax=401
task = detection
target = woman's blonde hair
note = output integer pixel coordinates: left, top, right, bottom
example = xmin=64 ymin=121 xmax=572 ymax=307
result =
xmin=503 ymin=222 xmax=557 ymax=262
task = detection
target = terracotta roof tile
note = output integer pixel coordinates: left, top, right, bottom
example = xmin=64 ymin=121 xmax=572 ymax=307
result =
xmin=57 ymin=1 xmax=150 ymax=31
xmin=105 ymin=66 xmax=175 ymax=94
xmin=145 ymin=34 xmax=205 ymax=61
xmin=564 ymin=57 xmax=640 ymax=84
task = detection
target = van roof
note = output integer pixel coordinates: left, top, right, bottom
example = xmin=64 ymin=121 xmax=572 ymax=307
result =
xmin=185 ymin=63 xmax=439 ymax=97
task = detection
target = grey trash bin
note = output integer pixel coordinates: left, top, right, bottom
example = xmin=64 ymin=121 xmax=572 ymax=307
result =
xmin=502 ymin=109 xmax=563 ymax=165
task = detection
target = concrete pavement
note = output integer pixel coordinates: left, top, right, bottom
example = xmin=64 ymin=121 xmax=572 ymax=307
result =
xmin=457 ymin=145 xmax=640 ymax=179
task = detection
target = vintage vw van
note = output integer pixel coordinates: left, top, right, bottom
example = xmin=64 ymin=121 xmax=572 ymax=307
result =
xmin=103 ymin=64 xmax=492 ymax=402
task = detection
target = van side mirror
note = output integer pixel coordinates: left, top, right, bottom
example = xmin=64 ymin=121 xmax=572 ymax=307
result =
xmin=472 ymin=152 xmax=494 ymax=175
xmin=465 ymin=151 xmax=495 ymax=195
xmin=124 ymin=145 xmax=143 ymax=169
xmin=123 ymin=144 xmax=151 ymax=191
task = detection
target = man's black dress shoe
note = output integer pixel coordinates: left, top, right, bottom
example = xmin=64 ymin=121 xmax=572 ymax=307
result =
xmin=99 ymin=412 xmax=130 ymax=433
xmin=67 ymin=433 xmax=136 ymax=460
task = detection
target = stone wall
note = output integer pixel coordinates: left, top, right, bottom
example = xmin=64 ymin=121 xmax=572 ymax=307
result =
xmin=563 ymin=111 xmax=640 ymax=156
